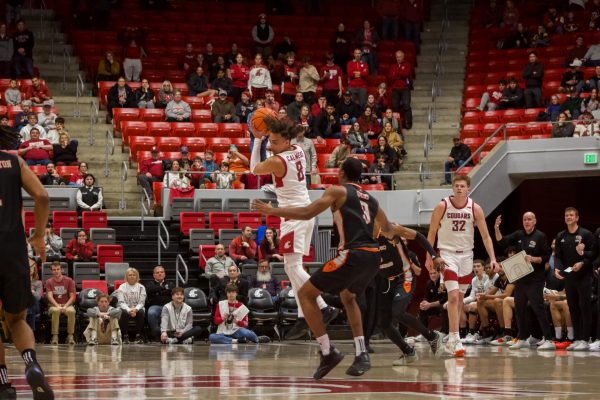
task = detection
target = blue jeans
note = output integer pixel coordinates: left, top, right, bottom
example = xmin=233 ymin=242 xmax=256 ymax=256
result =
xmin=444 ymin=159 xmax=465 ymax=183
xmin=147 ymin=305 xmax=163 ymax=339
xmin=26 ymin=298 xmax=40 ymax=331
xmin=209 ymin=327 xmax=258 ymax=344
xmin=26 ymin=159 xmax=50 ymax=166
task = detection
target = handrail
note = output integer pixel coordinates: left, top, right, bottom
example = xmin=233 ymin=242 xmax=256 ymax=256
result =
xmin=61 ymin=48 xmax=70 ymax=93
xmin=175 ymin=254 xmax=189 ymax=286
xmin=48 ymin=24 xmax=56 ymax=63
xmin=140 ymin=188 xmax=152 ymax=232
xmin=119 ymin=161 xmax=128 ymax=210
xmin=157 ymin=219 xmax=170 ymax=265
xmin=73 ymin=73 xmax=85 ymax=118
xmin=104 ymin=129 xmax=114 ymax=177
xmin=88 ymin=99 xmax=98 ymax=145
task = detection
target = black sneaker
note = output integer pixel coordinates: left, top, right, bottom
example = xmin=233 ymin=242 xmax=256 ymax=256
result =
xmin=345 ymin=352 xmax=371 ymax=377
xmin=122 ymin=335 xmax=130 ymax=344
xmin=322 ymin=307 xmax=339 ymax=326
xmin=25 ymin=363 xmax=54 ymax=400
xmin=0 ymin=384 xmax=16 ymax=400
xmin=428 ymin=331 xmax=445 ymax=357
xmin=313 ymin=346 xmax=344 ymax=379
xmin=286 ymin=318 xmax=309 ymax=340
xmin=257 ymin=335 xmax=271 ymax=344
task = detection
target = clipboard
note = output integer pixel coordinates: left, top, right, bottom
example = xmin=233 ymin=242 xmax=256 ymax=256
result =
xmin=500 ymin=250 xmax=534 ymax=283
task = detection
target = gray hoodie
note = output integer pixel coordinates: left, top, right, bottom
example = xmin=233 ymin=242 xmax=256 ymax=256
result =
xmin=160 ymin=301 xmax=193 ymax=333
xmin=86 ymin=305 xmax=122 ymax=319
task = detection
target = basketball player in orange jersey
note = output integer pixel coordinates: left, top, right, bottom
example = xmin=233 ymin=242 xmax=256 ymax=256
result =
xmin=425 ymin=175 xmax=499 ymax=357
xmin=249 ymin=117 xmax=339 ymax=338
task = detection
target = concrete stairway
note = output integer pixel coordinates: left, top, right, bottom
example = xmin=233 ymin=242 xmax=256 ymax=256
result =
xmin=394 ymin=0 xmax=471 ymax=189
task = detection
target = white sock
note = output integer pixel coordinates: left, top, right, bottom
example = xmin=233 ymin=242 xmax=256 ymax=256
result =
xmin=112 ymin=330 xmax=118 ymax=341
xmin=450 ymin=332 xmax=460 ymax=341
xmin=567 ymin=327 xmax=574 ymax=340
xmin=354 ymin=336 xmax=366 ymax=356
xmin=284 ymin=253 xmax=328 ymax=318
xmin=91 ymin=330 xmax=97 ymax=341
xmin=555 ymin=327 xmax=562 ymax=340
xmin=316 ymin=334 xmax=330 ymax=355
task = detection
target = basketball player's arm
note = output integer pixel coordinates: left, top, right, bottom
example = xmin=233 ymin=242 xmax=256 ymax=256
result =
xmin=474 ymin=204 xmax=500 ymax=271
xmin=424 ymin=201 xmax=445 ymax=272
xmin=251 ymin=185 xmax=344 ymax=220
xmin=249 ymin=137 xmax=282 ymax=176
xmin=384 ymin=223 xmax=441 ymax=266
xmin=20 ymin=156 xmax=49 ymax=260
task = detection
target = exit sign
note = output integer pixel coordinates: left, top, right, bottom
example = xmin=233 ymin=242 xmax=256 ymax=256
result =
xmin=584 ymin=153 xmax=598 ymax=165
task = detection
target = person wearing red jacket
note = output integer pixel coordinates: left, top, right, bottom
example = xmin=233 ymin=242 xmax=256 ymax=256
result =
xmin=137 ymin=147 xmax=165 ymax=199
xmin=229 ymin=226 xmax=257 ymax=267
xmin=65 ymin=230 xmax=94 ymax=263
xmin=27 ymin=77 xmax=52 ymax=105
xmin=388 ymin=50 xmax=413 ymax=129
xmin=346 ymin=48 xmax=369 ymax=108
xmin=228 ymin=53 xmax=250 ymax=104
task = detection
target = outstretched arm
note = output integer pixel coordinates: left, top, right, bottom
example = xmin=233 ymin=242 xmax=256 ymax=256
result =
xmin=252 ymin=185 xmax=345 ymax=220
xmin=383 ymin=223 xmax=444 ymax=269
xmin=474 ymin=203 xmax=499 ymax=271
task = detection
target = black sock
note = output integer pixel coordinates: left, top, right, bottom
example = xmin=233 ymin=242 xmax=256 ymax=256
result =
xmin=424 ymin=330 xmax=437 ymax=341
xmin=479 ymin=327 xmax=489 ymax=338
xmin=459 ymin=327 xmax=467 ymax=338
xmin=469 ymin=328 xmax=476 ymax=335
xmin=0 ymin=365 xmax=9 ymax=385
xmin=21 ymin=349 xmax=37 ymax=367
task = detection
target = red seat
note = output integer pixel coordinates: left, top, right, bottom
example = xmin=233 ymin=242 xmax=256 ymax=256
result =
xmin=56 ymin=166 xmax=78 ymax=180
xmin=191 ymin=109 xmax=212 ymax=122
xmin=265 ymin=215 xmax=281 ymax=231
xmin=483 ymin=137 xmax=501 ymax=151
xmin=157 ymin=136 xmax=182 ymax=152
xmin=312 ymin=138 xmax=327 ymax=153
xmin=199 ymin=244 xmax=217 ymax=269
xmin=98 ymin=81 xmax=114 ymax=105
xmin=52 ymin=211 xmax=78 ymax=233
xmin=220 ymin=123 xmax=244 ymax=138
xmin=237 ymin=212 xmax=262 ymax=229
xmin=204 ymin=182 xmax=217 ymax=189
xmin=113 ymin=279 xmax=125 ymax=291
xmin=317 ymin=153 xmax=331 ymax=168
xmin=147 ymin=121 xmax=172 ymax=137
xmin=456 ymin=166 xmax=473 ymax=176
xmin=524 ymin=122 xmax=543 ymax=136
xmin=112 ymin=108 xmax=140 ymax=131
xmin=522 ymin=108 xmax=545 ymax=122
xmin=129 ymin=136 xmax=156 ymax=160
xmin=462 ymin=111 xmax=481 ymax=125
xmin=179 ymin=212 xmax=206 ymax=236
xmin=531 ymin=133 xmax=552 ymax=139
xmin=320 ymin=168 xmax=340 ymax=184
xmin=208 ymin=212 xmax=235 ymax=235
xmin=29 ymin=165 xmax=46 ymax=176
xmin=140 ymin=108 xmax=166 ymax=122
xmin=24 ymin=210 xmax=35 ymax=233
xmin=121 ymin=121 xmax=148 ymax=145
xmin=171 ymin=122 xmax=197 ymax=137
xmin=360 ymin=184 xmax=385 ymax=191
xmin=482 ymin=123 xmax=502 ymax=137
xmin=183 ymin=96 xmax=210 ymax=110
xmin=81 ymin=280 xmax=108 ymax=294
xmin=182 ymin=137 xmax=207 ymax=152
xmin=232 ymin=181 xmax=245 ymax=189
xmin=463 ymin=137 xmax=484 ymax=152
xmin=504 ymin=124 xmax=523 ymax=137
xmin=481 ymin=111 xmax=501 ymax=124
xmin=231 ymin=137 xmax=251 ymax=152
xmin=196 ymin=122 xmax=220 ymax=137
xmin=461 ymin=123 xmax=482 ymax=138
xmin=96 ymin=244 xmax=124 ymax=272
xmin=152 ymin=181 xmax=163 ymax=206
xmin=324 ymin=138 xmax=340 ymax=152
xmin=82 ymin=211 xmax=108 ymax=231
xmin=507 ymin=135 xmax=529 ymax=140
xmin=206 ymin=137 xmax=231 ymax=152
xmin=501 ymin=109 xmax=524 ymax=123
xmin=463 ymin=97 xmax=479 ymax=110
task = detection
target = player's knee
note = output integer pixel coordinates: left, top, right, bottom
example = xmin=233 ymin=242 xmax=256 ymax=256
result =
xmin=4 ymin=310 xmax=26 ymax=327
xmin=493 ymin=298 xmax=503 ymax=306
xmin=340 ymin=290 xmax=356 ymax=305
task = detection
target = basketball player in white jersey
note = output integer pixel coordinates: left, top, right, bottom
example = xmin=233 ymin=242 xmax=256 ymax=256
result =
xmin=250 ymin=117 xmax=338 ymax=338
xmin=425 ymin=175 xmax=499 ymax=357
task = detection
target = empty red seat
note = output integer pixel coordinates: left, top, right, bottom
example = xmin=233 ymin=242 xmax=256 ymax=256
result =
xmin=52 ymin=211 xmax=78 ymax=233
xmin=463 ymin=137 xmax=484 ymax=152
xmin=462 ymin=111 xmax=481 ymax=125
xmin=483 ymin=137 xmax=501 ymax=151
xmin=461 ymin=124 xmax=482 ymax=138
xmin=140 ymin=108 xmax=166 ymax=122
xmin=196 ymin=123 xmax=220 ymax=137
xmin=29 ymin=165 xmax=46 ymax=176
xmin=147 ymin=121 xmax=172 ymax=137
xmin=320 ymin=168 xmax=340 ymax=184
xmin=463 ymin=97 xmax=479 ymax=110
xmin=237 ymin=212 xmax=262 ymax=229
xmin=96 ymin=244 xmax=124 ymax=271
xmin=129 ymin=136 xmax=156 ymax=160
xmin=24 ymin=210 xmax=35 ymax=233
xmin=113 ymin=279 xmax=126 ymax=291
xmin=157 ymin=136 xmax=182 ymax=152
xmin=360 ymin=184 xmax=385 ymax=191
xmin=179 ymin=212 xmax=206 ymax=236
xmin=199 ymin=244 xmax=217 ymax=269
xmin=206 ymin=137 xmax=231 ymax=152
xmin=184 ymin=96 xmax=210 ymax=110
xmin=171 ymin=122 xmax=197 ymax=137
xmin=152 ymin=181 xmax=164 ymax=206
xmin=56 ymin=166 xmax=78 ymax=180
xmin=481 ymin=111 xmax=501 ymax=124
xmin=121 ymin=121 xmax=148 ymax=145
xmin=504 ymin=124 xmax=523 ymax=137
xmin=191 ymin=109 xmax=212 ymax=122
xmin=231 ymin=137 xmax=251 ymax=152
xmin=265 ymin=215 xmax=281 ymax=231
xmin=208 ymin=212 xmax=234 ymax=234
xmin=182 ymin=137 xmax=207 ymax=152
xmin=501 ymin=109 xmax=524 ymax=123
xmin=482 ymin=123 xmax=502 ymax=136
xmin=112 ymin=108 xmax=140 ymax=132
xmin=522 ymin=108 xmax=545 ymax=122
xmin=524 ymin=122 xmax=543 ymax=136
xmin=220 ymin=123 xmax=245 ymax=138
xmin=82 ymin=211 xmax=108 ymax=231
xmin=81 ymin=280 xmax=108 ymax=293
xmin=324 ymin=138 xmax=340 ymax=152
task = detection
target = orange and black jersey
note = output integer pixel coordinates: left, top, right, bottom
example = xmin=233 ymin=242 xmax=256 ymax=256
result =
xmin=333 ymin=183 xmax=379 ymax=251
xmin=378 ymin=236 xmax=414 ymax=282
xmin=0 ymin=151 xmax=23 ymax=233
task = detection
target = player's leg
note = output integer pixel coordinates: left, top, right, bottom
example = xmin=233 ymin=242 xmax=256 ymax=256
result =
xmin=340 ymin=288 xmax=372 ymax=376
xmin=0 ymin=339 xmax=16 ymax=398
xmin=526 ymin=282 xmax=555 ymax=349
xmin=549 ymin=300 xmax=564 ymax=340
xmin=377 ymin=280 xmax=416 ymax=364
xmin=558 ymin=301 xmax=574 ymax=341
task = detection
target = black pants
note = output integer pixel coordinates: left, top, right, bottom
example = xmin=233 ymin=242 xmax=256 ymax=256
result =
xmin=119 ymin=308 xmax=146 ymax=338
xmin=358 ymin=278 xmax=378 ymax=347
xmin=391 ymin=88 xmax=412 ymax=129
xmin=137 ymin=175 xmax=159 ymax=197
xmin=281 ymin=93 xmax=295 ymax=106
xmin=231 ymin=87 xmax=244 ymax=105
xmin=514 ymin=279 xmax=553 ymax=340
xmin=565 ymin=276 xmax=593 ymax=341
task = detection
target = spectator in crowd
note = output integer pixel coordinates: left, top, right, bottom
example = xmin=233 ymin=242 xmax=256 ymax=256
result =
xmin=320 ymin=53 xmax=343 ymax=107
xmin=76 ymin=174 xmax=103 ymax=212
xmin=264 ymin=89 xmax=280 ymax=112
xmin=156 ymin=80 xmax=174 ymax=109
xmin=54 ymin=116 xmax=68 ymax=138
xmin=14 ymin=99 xmax=31 ymax=130
xmin=331 ymin=23 xmax=352 ymax=73
xmin=225 ymin=43 xmax=239 ymax=67
xmin=18 ymin=128 xmax=52 ymax=165
xmin=0 ymin=23 xmax=12 ymax=78
xmin=522 ymin=52 xmax=544 ymax=108
xmin=501 ymin=0 xmax=520 ymax=30
xmin=402 ymin=0 xmax=424 ymax=54
xmin=273 ymin=36 xmax=297 ymax=62
xmin=53 ymin=133 xmax=78 ymax=166
xmin=134 ymin=79 xmax=155 ymax=108
xmin=229 ymin=226 xmax=257 ymax=267
xmin=46 ymin=261 xmax=77 ymax=345
xmin=477 ymin=80 xmax=506 ymax=111
xmin=573 ymin=111 xmax=600 ymax=137
xmin=176 ymin=146 xmax=192 ymax=170
xmin=379 ymin=121 xmax=405 ymax=169
xmin=543 ymin=6 xmax=564 ymax=35
xmin=223 ymin=144 xmax=249 ymax=174
xmin=314 ymin=104 xmax=341 ymax=140
xmin=475 ymin=268 xmax=514 ymax=344
xmin=311 ymin=95 xmax=327 ymax=118
xmin=235 ymin=91 xmax=255 ymax=122
xmin=374 ymin=83 xmax=391 ymax=116
xmin=179 ymin=43 xmax=196 ymax=76
xmin=212 ymin=69 xmax=232 ymax=95
xmin=205 ymin=244 xmax=236 ymax=279
xmin=20 ymin=113 xmax=47 ymax=142
xmin=286 ymin=92 xmax=307 ymax=123
xmin=364 ymin=94 xmax=379 ymax=115
xmin=252 ymin=13 xmax=275 ymax=58
xmin=12 ymin=20 xmax=34 ymax=78
xmin=213 ymin=161 xmax=235 ymax=189
xmin=26 ymin=76 xmax=52 ymax=105
xmin=291 ymin=124 xmax=318 ymax=186
xmin=160 ymin=287 xmax=202 ymax=344
xmin=561 ymin=59 xmax=584 ymax=94
xmin=356 ymin=20 xmax=379 ymax=74
xmin=442 ymin=136 xmax=472 ymax=185
xmin=503 ymin=22 xmax=529 ymax=49
xmin=259 ymin=228 xmax=283 ymax=262
xmin=379 ymin=0 xmax=402 ymax=40
xmin=546 ymin=94 xmax=562 ymax=122
xmin=189 ymin=155 xmax=205 ymax=188
xmin=69 ymin=161 xmax=88 ymax=187
xmin=561 ymin=86 xmax=583 ymax=119
xmin=163 ymin=160 xmax=191 ymax=189
xmin=146 ymin=265 xmax=175 ymax=341
xmin=248 ymin=53 xmax=272 ymax=100
xmin=39 ymin=162 xmax=67 ymax=186
xmin=530 ymin=26 xmax=550 ymax=48
xmin=43 ymin=222 xmax=63 ymax=262
xmin=27 ymin=257 xmax=42 ymax=332
xmin=358 ymin=105 xmax=382 ymax=139
xmin=213 ymin=55 xmax=228 ymax=79
xmin=187 ymin=66 xmax=215 ymax=98
xmin=299 ymin=56 xmax=320 ymax=105
xmin=296 ymin=105 xmax=314 ymax=135
xmin=336 ymin=90 xmax=361 ymax=124
xmin=565 ymin=36 xmax=586 ymax=67
xmin=581 ymin=88 xmax=599 ymax=114
xmin=97 ymin=51 xmax=120 ymax=82
xmin=3 ymin=79 xmax=20 ymax=105
xmin=552 ymin=112 xmax=575 ymax=137
xmin=84 ymin=293 xmax=122 ymax=345
xmin=106 ymin=77 xmax=135 ymax=124
xmin=116 ymin=267 xmax=147 ymax=344
xmin=347 ymin=121 xmax=372 ymax=154
xmin=210 ymin=265 xmax=250 ymax=304
xmin=118 ymin=26 xmax=146 ymax=82
xmin=583 ymin=37 xmax=600 ymax=67
xmin=498 ymin=78 xmax=523 ymax=109
xmin=461 ymin=260 xmax=493 ymax=343
xmin=546 ymin=288 xmax=574 ymax=342
xmin=325 ymin=138 xmax=351 ymax=168
xmin=416 ymin=269 xmax=448 ymax=336
xmin=38 ymin=100 xmax=57 ymax=133
xmin=347 ymin=48 xmax=369 ymax=108
xmin=66 ymin=229 xmax=93 ymax=263
xmin=280 ymin=52 xmax=299 ymax=105
xmin=203 ymin=42 xmax=218 ymax=79
xmin=229 ymin=53 xmax=250 ymax=104
xmin=249 ymin=259 xmax=280 ymax=303
xmin=368 ymin=154 xmax=393 ymax=188
xmin=165 ymin=91 xmax=191 ymax=122
xmin=373 ymin=136 xmax=398 ymax=169
xmin=212 ymin=89 xmax=240 ymax=123
xmin=198 ymin=149 xmax=216 ymax=182
xmin=208 ymin=283 xmax=268 ymax=344
xmin=190 ymin=53 xmax=207 ymax=78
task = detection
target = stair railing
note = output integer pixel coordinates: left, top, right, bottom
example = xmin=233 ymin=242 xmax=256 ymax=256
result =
xmin=175 ymin=254 xmax=189 ymax=286
xmin=88 ymin=99 xmax=98 ymax=145
xmin=104 ymin=129 xmax=114 ymax=177
xmin=61 ymin=48 xmax=70 ymax=93
xmin=157 ymin=219 xmax=170 ymax=265
xmin=73 ymin=73 xmax=84 ymax=118
xmin=140 ymin=188 xmax=152 ymax=232
xmin=119 ymin=161 xmax=128 ymax=210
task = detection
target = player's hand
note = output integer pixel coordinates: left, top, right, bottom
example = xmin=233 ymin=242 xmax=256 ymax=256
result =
xmin=490 ymin=260 xmax=500 ymax=273
xmin=572 ymin=262 xmax=584 ymax=272
xmin=495 ymin=215 xmax=502 ymax=229
xmin=28 ymin=233 xmax=46 ymax=262
xmin=433 ymin=257 xmax=446 ymax=272
xmin=424 ymin=254 xmax=434 ymax=273
xmin=251 ymin=199 xmax=274 ymax=215
xmin=161 ymin=332 xmax=168 ymax=342
xmin=554 ymin=268 xmax=564 ymax=280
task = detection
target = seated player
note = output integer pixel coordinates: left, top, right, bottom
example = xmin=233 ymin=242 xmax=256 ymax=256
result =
xmin=414 ymin=269 xmax=448 ymax=341
xmin=475 ymin=266 xmax=514 ymax=345
xmin=545 ymin=288 xmax=574 ymax=343
xmin=84 ymin=293 xmax=122 ymax=345
xmin=160 ymin=287 xmax=203 ymax=344
xmin=461 ymin=259 xmax=493 ymax=344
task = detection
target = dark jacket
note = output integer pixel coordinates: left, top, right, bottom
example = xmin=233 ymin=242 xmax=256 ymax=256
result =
xmin=248 ymin=275 xmax=280 ymax=297
xmin=449 ymin=143 xmax=472 ymax=164
xmin=313 ymin=110 xmax=341 ymax=138
xmin=210 ymin=276 xmax=250 ymax=304
xmin=107 ymin=84 xmax=135 ymax=106
xmin=187 ymin=73 xmax=210 ymax=96
xmin=211 ymin=77 xmax=232 ymax=94
xmin=134 ymin=87 xmax=155 ymax=103
xmin=40 ymin=174 xmax=67 ymax=186
xmin=145 ymin=279 xmax=176 ymax=307
xmin=12 ymin=29 xmax=34 ymax=57
xmin=522 ymin=62 xmax=544 ymax=88
xmin=501 ymin=85 xmax=524 ymax=107
xmin=336 ymin=99 xmax=360 ymax=119
xmin=52 ymin=141 xmax=78 ymax=165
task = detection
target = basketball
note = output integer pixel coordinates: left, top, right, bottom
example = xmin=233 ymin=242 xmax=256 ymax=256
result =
xmin=250 ymin=108 xmax=278 ymax=138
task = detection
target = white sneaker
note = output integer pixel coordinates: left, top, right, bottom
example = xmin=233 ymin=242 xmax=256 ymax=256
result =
xmin=444 ymin=338 xmax=465 ymax=357
xmin=566 ymin=340 xmax=581 ymax=351
xmin=405 ymin=337 xmax=415 ymax=346
xmin=573 ymin=340 xmax=589 ymax=351
xmin=165 ymin=338 xmax=178 ymax=344
xmin=527 ymin=336 xmax=541 ymax=347
xmin=463 ymin=332 xmax=481 ymax=345
xmin=589 ymin=340 xmax=600 ymax=351
xmin=461 ymin=333 xmax=474 ymax=344
xmin=509 ymin=339 xmax=529 ymax=350
xmin=491 ymin=335 xmax=513 ymax=346
xmin=392 ymin=350 xmax=418 ymax=366
xmin=442 ymin=334 xmax=449 ymax=343
xmin=182 ymin=337 xmax=193 ymax=344
xmin=475 ymin=336 xmax=493 ymax=345
xmin=414 ymin=334 xmax=427 ymax=342
xmin=537 ymin=339 xmax=556 ymax=351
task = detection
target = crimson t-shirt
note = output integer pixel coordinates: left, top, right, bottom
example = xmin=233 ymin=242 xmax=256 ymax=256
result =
xmin=320 ymin=65 xmax=343 ymax=91
xmin=46 ymin=276 xmax=76 ymax=305
xmin=20 ymin=139 xmax=51 ymax=160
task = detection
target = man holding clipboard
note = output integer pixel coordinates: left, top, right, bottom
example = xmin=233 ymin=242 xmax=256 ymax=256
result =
xmin=494 ymin=212 xmax=554 ymax=350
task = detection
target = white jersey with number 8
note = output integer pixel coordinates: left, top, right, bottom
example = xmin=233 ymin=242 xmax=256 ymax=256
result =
xmin=273 ymin=145 xmax=311 ymax=208
xmin=438 ymin=196 xmax=475 ymax=252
